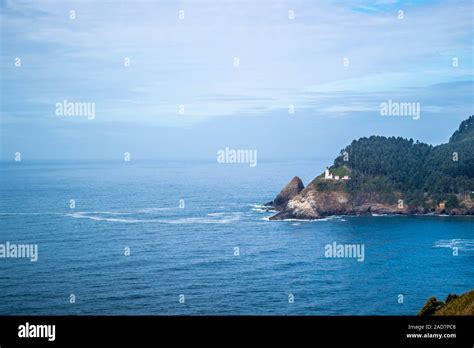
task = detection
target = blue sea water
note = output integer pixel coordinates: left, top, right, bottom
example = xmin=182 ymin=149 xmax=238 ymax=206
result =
xmin=0 ymin=160 xmax=473 ymax=315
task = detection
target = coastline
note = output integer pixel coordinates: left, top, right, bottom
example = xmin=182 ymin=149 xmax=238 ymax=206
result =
xmin=263 ymin=209 xmax=474 ymax=221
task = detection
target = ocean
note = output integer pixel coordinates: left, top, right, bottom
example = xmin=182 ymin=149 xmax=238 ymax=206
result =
xmin=0 ymin=160 xmax=473 ymax=315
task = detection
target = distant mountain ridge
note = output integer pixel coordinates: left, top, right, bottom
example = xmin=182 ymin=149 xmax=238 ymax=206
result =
xmin=266 ymin=116 xmax=474 ymax=220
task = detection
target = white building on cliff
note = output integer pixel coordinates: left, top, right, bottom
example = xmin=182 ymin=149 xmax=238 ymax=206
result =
xmin=324 ymin=167 xmax=350 ymax=181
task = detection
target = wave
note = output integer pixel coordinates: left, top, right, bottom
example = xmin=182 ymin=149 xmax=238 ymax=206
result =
xmin=66 ymin=211 xmax=242 ymax=224
xmin=66 ymin=212 xmax=143 ymax=223
xmin=268 ymin=215 xmax=346 ymax=222
xmin=249 ymin=203 xmax=273 ymax=213
xmin=433 ymin=239 xmax=474 ymax=250
xmin=85 ymin=211 xmax=133 ymax=215
xmin=251 ymin=207 xmax=271 ymax=213
xmin=249 ymin=204 xmax=269 ymax=208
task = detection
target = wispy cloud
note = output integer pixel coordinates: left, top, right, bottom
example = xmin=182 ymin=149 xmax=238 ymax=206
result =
xmin=1 ymin=0 xmax=472 ymax=159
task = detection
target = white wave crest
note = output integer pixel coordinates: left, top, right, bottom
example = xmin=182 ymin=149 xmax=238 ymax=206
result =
xmin=268 ymin=215 xmax=346 ymax=222
xmin=249 ymin=204 xmax=268 ymax=208
xmin=66 ymin=211 xmax=242 ymax=224
xmin=66 ymin=212 xmax=143 ymax=223
xmin=207 ymin=212 xmax=227 ymax=216
xmin=433 ymin=239 xmax=474 ymax=250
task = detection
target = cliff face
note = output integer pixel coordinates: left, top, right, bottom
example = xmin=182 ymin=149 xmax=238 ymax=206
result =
xmin=266 ymin=116 xmax=474 ymax=220
xmin=268 ymin=182 xmax=411 ymax=220
xmin=265 ymin=176 xmax=304 ymax=210
xmin=270 ymin=185 xmax=350 ymax=220
xmin=418 ymin=290 xmax=474 ymax=316
xmin=268 ymin=178 xmax=474 ymax=220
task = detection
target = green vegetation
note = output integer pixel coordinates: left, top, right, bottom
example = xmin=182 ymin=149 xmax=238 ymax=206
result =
xmin=449 ymin=117 xmax=474 ymax=143
xmin=312 ymin=178 xmax=346 ymax=192
xmin=445 ymin=194 xmax=459 ymax=209
xmin=330 ymin=115 xmax=474 ymax=210
xmin=330 ymin=165 xmax=351 ymax=177
xmin=418 ymin=290 xmax=474 ymax=316
xmin=418 ymin=297 xmax=445 ymax=316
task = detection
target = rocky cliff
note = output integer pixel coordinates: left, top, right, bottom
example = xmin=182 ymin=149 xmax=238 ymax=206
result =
xmin=265 ymin=176 xmax=304 ymax=210
xmin=265 ymin=116 xmax=474 ymax=220
xmin=267 ymin=177 xmax=417 ymax=220
xmin=418 ymin=290 xmax=474 ymax=316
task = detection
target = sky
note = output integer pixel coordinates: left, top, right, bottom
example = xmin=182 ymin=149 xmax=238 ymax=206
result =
xmin=0 ymin=0 xmax=473 ymax=160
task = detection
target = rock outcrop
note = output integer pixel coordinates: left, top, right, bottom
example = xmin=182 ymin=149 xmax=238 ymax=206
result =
xmin=268 ymin=183 xmax=408 ymax=220
xmin=418 ymin=290 xmax=474 ymax=316
xmin=267 ymin=179 xmax=474 ymax=220
xmin=265 ymin=176 xmax=304 ymax=210
xmin=270 ymin=186 xmax=350 ymax=220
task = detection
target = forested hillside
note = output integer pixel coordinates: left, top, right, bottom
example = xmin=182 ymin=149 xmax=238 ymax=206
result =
xmin=330 ymin=116 xmax=474 ymax=209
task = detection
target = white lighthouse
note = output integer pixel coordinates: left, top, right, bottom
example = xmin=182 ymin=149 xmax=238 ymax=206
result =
xmin=324 ymin=167 xmax=350 ymax=180
xmin=324 ymin=167 xmax=333 ymax=180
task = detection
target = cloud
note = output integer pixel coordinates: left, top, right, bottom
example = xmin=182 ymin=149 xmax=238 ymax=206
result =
xmin=0 ymin=0 xmax=472 ymax=159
